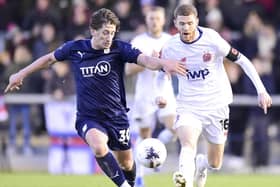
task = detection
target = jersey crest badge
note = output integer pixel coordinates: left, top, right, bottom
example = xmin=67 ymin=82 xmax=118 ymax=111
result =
xmin=202 ymin=52 xmax=212 ymax=62
xmin=180 ymin=57 xmax=187 ymax=62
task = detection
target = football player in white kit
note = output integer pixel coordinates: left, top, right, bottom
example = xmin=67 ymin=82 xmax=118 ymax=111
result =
xmin=126 ymin=6 xmax=177 ymax=187
xmin=159 ymin=4 xmax=272 ymax=187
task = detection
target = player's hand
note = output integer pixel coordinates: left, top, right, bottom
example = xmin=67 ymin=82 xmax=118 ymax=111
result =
xmin=4 ymin=72 xmax=24 ymax=93
xmin=151 ymin=50 xmax=160 ymax=58
xmin=155 ymin=96 xmax=167 ymax=108
xmin=162 ymin=60 xmax=186 ymax=76
xmin=258 ymin=92 xmax=272 ymax=114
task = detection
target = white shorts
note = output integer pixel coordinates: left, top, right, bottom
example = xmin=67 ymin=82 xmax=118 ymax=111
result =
xmin=174 ymin=106 xmax=229 ymax=144
xmin=132 ymin=97 xmax=176 ymax=129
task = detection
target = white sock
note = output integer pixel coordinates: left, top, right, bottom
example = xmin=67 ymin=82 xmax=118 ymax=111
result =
xmin=199 ymin=154 xmax=209 ymax=171
xmin=157 ymin=129 xmax=174 ymax=144
xmin=179 ymin=146 xmax=196 ymax=187
xmin=120 ymin=180 xmax=131 ymax=187
xmin=136 ymin=161 xmax=145 ymax=179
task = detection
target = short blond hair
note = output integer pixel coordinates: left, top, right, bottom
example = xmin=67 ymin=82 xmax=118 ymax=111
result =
xmin=174 ymin=4 xmax=198 ymax=18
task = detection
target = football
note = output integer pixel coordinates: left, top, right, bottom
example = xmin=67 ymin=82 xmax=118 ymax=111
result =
xmin=136 ymin=138 xmax=167 ymax=168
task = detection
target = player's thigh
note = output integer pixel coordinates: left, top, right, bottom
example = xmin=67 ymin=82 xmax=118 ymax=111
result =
xmin=202 ymin=106 xmax=229 ymax=145
xmin=175 ymin=113 xmax=202 ymax=149
xmin=85 ymin=128 xmax=109 ymax=156
xmin=113 ymin=149 xmax=134 ymax=170
xmin=132 ymin=100 xmax=156 ymax=128
xmin=158 ymin=114 xmax=176 ymax=130
xmin=158 ymin=98 xmax=176 ymax=129
xmin=139 ymin=127 xmax=152 ymax=139
xmin=76 ymin=118 xmax=110 ymax=156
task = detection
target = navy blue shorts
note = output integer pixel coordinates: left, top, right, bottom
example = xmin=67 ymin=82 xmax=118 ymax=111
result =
xmin=76 ymin=117 xmax=131 ymax=151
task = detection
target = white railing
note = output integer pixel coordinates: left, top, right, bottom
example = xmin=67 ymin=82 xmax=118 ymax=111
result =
xmin=3 ymin=94 xmax=280 ymax=106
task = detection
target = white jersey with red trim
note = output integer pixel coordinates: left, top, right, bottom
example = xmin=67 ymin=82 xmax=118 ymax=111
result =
xmin=161 ymin=27 xmax=232 ymax=110
xmin=131 ymin=32 xmax=175 ymax=117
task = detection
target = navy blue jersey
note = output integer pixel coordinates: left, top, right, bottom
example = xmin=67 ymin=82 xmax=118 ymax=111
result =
xmin=54 ymin=39 xmax=141 ymax=121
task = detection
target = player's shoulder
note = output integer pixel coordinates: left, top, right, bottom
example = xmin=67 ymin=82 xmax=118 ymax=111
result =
xmin=59 ymin=39 xmax=90 ymax=50
xmin=131 ymin=33 xmax=149 ymax=44
xmin=112 ymin=39 xmax=131 ymax=48
xmin=162 ymin=32 xmax=172 ymax=37
xmin=161 ymin=32 xmax=172 ymax=41
xmin=162 ymin=33 xmax=180 ymax=48
xmin=199 ymin=26 xmax=221 ymax=39
xmin=133 ymin=32 xmax=148 ymax=40
xmin=67 ymin=39 xmax=88 ymax=45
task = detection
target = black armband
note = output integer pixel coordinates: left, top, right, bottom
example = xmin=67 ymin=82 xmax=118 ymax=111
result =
xmin=226 ymin=47 xmax=240 ymax=62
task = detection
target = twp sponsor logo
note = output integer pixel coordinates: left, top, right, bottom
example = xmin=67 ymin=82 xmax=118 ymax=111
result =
xmin=186 ymin=68 xmax=209 ymax=80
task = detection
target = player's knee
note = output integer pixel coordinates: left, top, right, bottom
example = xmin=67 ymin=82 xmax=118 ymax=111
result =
xmin=91 ymin=144 xmax=109 ymax=157
xmin=180 ymin=141 xmax=197 ymax=150
xmin=119 ymin=159 xmax=134 ymax=170
xmin=139 ymin=128 xmax=152 ymax=139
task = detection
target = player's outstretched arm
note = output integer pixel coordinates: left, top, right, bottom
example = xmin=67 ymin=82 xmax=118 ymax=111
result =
xmin=137 ymin=54 xmax=186 ymax=76
xmin=4 ymin=52 xmax=57 ymax=93
xmin=125 ymin=63 xmax=145 ymax=76
xmin=234 ymin=53 xmax=272 ymax=114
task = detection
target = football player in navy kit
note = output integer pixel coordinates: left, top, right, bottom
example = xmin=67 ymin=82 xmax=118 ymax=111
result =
xmin=5 ymin=8 xmax=186 ymax=187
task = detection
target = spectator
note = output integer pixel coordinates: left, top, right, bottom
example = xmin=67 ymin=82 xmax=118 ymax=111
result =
xmin=22 ymin=0 xmax=62 ymax=36
xmin=65 ymin=0 xmax=90 ymax=40
xmin=4 ymin=45 xmax=34 ymax=155
xmin=32 ymin=22 xmax=61 ymax=59
xmin=44 ymin=61 xmax=76 ymax=174
xmin=243 ymin=23 xmax=276 ymax=167
xmin=243 ymin=57 xmax=275 ymax=167
xmin=0 ymin=51 xmax=10 ymax=122
xmin=220 ymin=0 xmax=264 ymax=31
xmin=113 ymin=0 xmax=145 ymax=41
xmin=236 ymin=11 xmax=263 ymax=59
xmin=224 ymin=60 xmax=248 ymax=168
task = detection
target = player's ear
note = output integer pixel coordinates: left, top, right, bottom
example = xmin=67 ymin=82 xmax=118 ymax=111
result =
xmin=89 ymin=27 xmax=96 ymax=37
xmin=196 ymin=17 xmax=199 ymax=26
xmin=173 ymin=19 xmax=178 ymax=28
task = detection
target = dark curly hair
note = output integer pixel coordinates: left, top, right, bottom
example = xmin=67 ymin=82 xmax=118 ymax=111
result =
xmin=89 ymin=8 xmax=120 ymax=32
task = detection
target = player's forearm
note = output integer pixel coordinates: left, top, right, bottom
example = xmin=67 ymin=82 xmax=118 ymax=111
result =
xmin=125 ymin=63 xmax=145 ymax=76
xmin=234 ymin=54 xmax=266 ymax=94
xmin=137 ymin=54 xmax=164 ymax=70
xmin=18 ymin=52 xmax=56 ymax=78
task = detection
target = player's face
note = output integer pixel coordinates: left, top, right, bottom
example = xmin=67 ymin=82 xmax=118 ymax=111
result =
xmin=174 ymin=14 xmax=198 ymax=42
xmin=91 ymin=23 xmax=116 ymax=49
xmin=146 ymin=11 xmax=165 ymax=36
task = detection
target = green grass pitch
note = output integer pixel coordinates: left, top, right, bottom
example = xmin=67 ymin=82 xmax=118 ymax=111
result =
xmin=0 ymin=172 xmax=280 ymax=187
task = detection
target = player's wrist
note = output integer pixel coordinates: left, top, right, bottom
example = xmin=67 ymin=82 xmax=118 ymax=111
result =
xmin=17 ymin=69 xmax=28 ymax=79
xmin=257 ymin=89 xmax=267 ymax=96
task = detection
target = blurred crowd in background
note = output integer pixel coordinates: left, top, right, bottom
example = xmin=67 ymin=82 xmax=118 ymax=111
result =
xmin=0 ymin=0 xmax=280 ymax=171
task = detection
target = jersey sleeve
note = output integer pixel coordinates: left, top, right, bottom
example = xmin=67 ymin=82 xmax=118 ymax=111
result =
xmin=130 ymin=37 xmax=138 ymax=48
xmin=118 ymin=41 xmax=142 ymax=63
xmin=54 ymin=41 xmax=73 ymax=61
